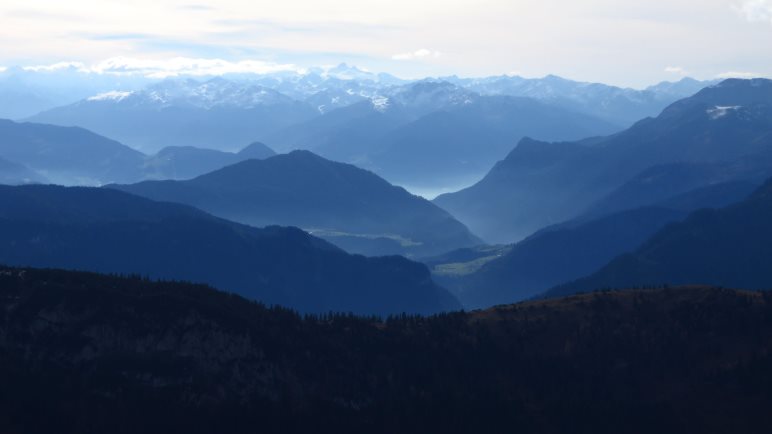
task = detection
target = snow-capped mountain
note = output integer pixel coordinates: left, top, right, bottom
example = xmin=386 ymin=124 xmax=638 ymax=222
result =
xmin=29 ymin=77 xmax=318 ymax=153
xmin=84 ymin=77 xmax=297 ymax=110
xmin=442 ymin=75 xmax=717 ymax=126
xmin=378 ymin=81 xmax=479 ymax=114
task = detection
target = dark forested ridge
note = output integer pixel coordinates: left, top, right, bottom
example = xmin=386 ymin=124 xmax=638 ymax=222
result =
xmin=1 ymin=265 xmax=772 ymax=434
xmin=0 ymin=184 xmax=458 ymax=315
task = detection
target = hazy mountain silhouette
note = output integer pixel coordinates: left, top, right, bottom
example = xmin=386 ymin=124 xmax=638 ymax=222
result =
xmin=432 ymin=179 xmax=760 ymax=308
xmin=29 ymin=78 xmax=318 ymax=153
xmin=2 ymin=266 xmax=771 ymax=434
xmin=435 ymin=78 xmax=772 ymax=243
xmin=111 ymin=150 xmax=481 ymax=257
xmin=267 ymin=81 xmax=618 ymax=189
xmin=449 ymin=75 xmax=715 ymax=127
xmin=547 ymin=176 xmax=772 ymax=298
xmin=0 ymin=184 xmax=459 ymax=314
xmin=580 ymin=159 xmax=772 ymax=220
xmin=0 ymin=119 xmax=146 ymax=185
xmin=143 ymin=142 xmax=276 ymax=180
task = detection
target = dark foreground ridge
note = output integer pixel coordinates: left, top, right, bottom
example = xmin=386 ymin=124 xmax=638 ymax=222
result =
xmin=2 ymin=265 xmax=772 ymax=434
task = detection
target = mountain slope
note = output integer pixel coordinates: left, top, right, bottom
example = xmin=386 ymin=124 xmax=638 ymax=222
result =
xmin=370 ymin=95 xmax=618 ymax=188
xmin=267 ymin=81 xmax=618 ymax=190
xmin=1 ymin=268 xmax=771 ymax=434
xmin=451 ymin=75 xmax=715 ymax=127
xmin=0 ymin=157 xmax=47 ymax=185
xmin=548 ymin=177 xmax=772 ymax=297
xmin=143 ymin=142 xmax=276 ymax=180
xmin=111 ymin=150 xmax=481 ymax=257
xmin=0 ymin=184 xmax=459 ymax=314
xmin=580 ymin=159 xmax=772 ymax=220
xmin=436 ymin=78 xmax=772 ymax=243
xmin=0 ymin=119 xmax=146 ymax=184
xmin=434 ymin=179 xmax=760 ymax=309
xmin=439 ymin=207 xmax=687 ymax=308
xmin=29 ymin=78 xmax=318 ymax=153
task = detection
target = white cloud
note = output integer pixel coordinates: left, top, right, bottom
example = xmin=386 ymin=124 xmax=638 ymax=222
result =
xmin=20 ymin=57 xmax=304 ymax=78
xmin=22 ymin=61 xmax=88 ymax=72
xmin=735 ymin=0 xmax=772 ymax=23
xmin=664 ymin=66 xmax=688 ymax=76
xmin=391 ymin=49 xmax=441 ymax=61
xmin=716 ymin=70 xmax=763 ymax=78
xmin=0 ymin=66 xmax=6 ymax=73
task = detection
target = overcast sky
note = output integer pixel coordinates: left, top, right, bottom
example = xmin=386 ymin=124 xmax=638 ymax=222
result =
xmin=1 ymin=0 xmax=771 ymax=87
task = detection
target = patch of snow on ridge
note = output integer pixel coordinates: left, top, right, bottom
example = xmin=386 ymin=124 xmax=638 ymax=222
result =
xmin=371 ymin=96 xmax=390 ymax=112
xmin=707 ymin=105 xmax=742 ymax=120
xmin=87 ymin=91 xmax=134 ymax=102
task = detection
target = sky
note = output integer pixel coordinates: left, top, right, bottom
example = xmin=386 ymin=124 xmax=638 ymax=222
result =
xmin=1 ymin=0 xmax=771 ymax=87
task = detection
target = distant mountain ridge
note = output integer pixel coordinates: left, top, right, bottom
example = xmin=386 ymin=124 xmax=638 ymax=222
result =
xmin=0 ymin=184 xmax=459 ymax=315
xmin=143 ymin=142 xmax=276 ymax=180
xmin=29 ymin=78 xmax=319 ymax=153
xmin=0 ymin=119 xmax=277 ymax=185
xmin=547 ymin=176 xmax=772 ymax=298
xmin=0 ymin=119 xmax=146 ymax=185
xmin=111 ymin=150 xmax=482 ymax=257
xmin=435 ymin=178 xmax=759 ymax=309
xmin=21 ymin=71 xmax=712 ymax=189
xmin=447 ymin=75 xmax=716 ymax=127
xmin=435 ymin=78 xmax=772 ymax=243
xmin=267 ymin=80 xmax=620 ymax=189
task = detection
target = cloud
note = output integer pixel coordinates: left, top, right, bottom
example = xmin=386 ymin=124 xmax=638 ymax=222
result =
xmin=716 ymin=70 xmax=763 ymax=78
xmin=86 ymin=57 xmax=302 ymax=78
xmin=177 ymin=4 xmax=216 ymax=11
xmin=0 ymin=66 xmax=6 ymax=73
xmin=664 ymin=66 xmax=688 ymax=76
xmin=14 ymin=57 xmax=303 ymax=78
xmin=86 ymin=33 xmax=153 ymax=41
xmin=391 ymin=49 xmax=441 ymax=61
xmin=735 ymin=0 xmax=772 ymax=24
xmin=22 ymin=61 xmax=88 ymax=72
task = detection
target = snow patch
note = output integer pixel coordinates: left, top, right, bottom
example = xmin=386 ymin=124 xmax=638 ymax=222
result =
xmin=371 ymin=96 xmax=390 ymax=112
xmin=87 ymin=90 xmax=134 ymax=102
xmin=707 ymin=105 xmax=742 ymax=120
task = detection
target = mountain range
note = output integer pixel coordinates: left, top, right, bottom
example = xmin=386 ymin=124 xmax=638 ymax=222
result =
xmin=0 ymin=119 xmax=278 ymax=185
xmin=267 ymin=81 xmax=621 ymax=190
xmin=547 ymin=175 xmax=772 ymax=298
xmin=448 ymin=75 xmax=716 ymax=126
xmin=0 ymin=184 xmax=459 ymax=314
xmin=436 ymin=78 xmax=772 ymax=243
xmin=0 ymin=119 xmax=146 ymax=185
xmin=142 ymin=142 xmax=276 ymax=180
xmin=29 ymin=78 xmax=318 ymax=153
xmin=110 ymin=150 xmax=481 ymax=257
xmin=434 ymin=179 xmax=759 ymax=308
xmin=18 ymin=71 xmax=713 ymax=191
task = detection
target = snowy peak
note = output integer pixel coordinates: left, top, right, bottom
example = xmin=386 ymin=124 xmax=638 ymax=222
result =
xmin=84 ymin=77 xmax=297 ymax=109
xmin=388 ymin=81 xmax=478 ymax=111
